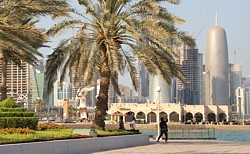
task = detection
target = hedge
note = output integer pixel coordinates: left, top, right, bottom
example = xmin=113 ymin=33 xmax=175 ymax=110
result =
xmin=0 ymin=107 xmax=28 ymax=112
xmin=0 ymin=112 xmax=34 ymax=117
xmin=0 ymin=97 xmax=18 ymax=108
xmin=0 ymin=117 xmax=38 ymax=130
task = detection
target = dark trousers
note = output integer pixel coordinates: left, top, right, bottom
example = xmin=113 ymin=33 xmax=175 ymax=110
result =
xmin=157 ymin=129 xmax=168 ymax=141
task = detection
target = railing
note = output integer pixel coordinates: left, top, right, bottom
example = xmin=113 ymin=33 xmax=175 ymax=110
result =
xmin=166 ymin=128 xmax=216 ymax=140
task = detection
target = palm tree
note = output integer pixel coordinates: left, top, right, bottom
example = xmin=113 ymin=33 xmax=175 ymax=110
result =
xmin=33 ymin=97 xmax=46 ymax=113
xmin=0 ymin=0 xmax=71 ymax=100
xmin=45 ymin=0 xmax=195 ymax=130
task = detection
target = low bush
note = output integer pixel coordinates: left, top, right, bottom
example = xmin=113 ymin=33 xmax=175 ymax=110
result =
xmin=0 ymin=98 xmax=18 ymax=108
xmin=97 ymin=129 xmax=141 ymax=137
xmin=0 ymin=117 xmax=38 ymax=130
xmin=0 ymin=112 xmax=34 ymax=117
xmin=0 ymin=128 xmax=35 ymax=134
xmin=37 ymin=123 xmax=66 ymax=131
xmin=0 ymin=107 xmax=27 ymax=112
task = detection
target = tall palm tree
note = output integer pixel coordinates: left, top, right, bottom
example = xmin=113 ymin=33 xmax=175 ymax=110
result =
xmin=45 ymin=0 xmax=195 ymax=130
xmin=0 ymin=0 xmax=71 ymax=100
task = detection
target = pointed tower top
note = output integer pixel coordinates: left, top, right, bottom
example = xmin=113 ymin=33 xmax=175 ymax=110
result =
xmin=215 ymin=12 xmax=218 ymax=25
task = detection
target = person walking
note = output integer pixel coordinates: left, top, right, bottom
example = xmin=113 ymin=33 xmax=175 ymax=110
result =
xmin=130 ymin=117 xmax=136 ymax=130
xmin=157 ymin=117 xmax=168 ymax=142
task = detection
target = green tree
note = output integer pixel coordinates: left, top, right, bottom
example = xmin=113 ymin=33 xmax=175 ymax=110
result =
xmin=0 ymin=0 xmax=71 ymax=100
xmin=0 ymin=97 xmax=18 ymax=108
xmin=45 ymin=0 xmax=195 ymax=130
xmin=33 ymin=98 xmax=46 ymax=113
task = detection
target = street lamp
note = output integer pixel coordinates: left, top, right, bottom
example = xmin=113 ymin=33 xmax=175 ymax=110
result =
xmin=156 ymin=85 xmax=161 ymax=137
xmin=243 ymin=112 xmax=245 ymax=125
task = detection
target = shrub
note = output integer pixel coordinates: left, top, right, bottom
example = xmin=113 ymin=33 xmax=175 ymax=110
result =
xmin=0 ymin=112 xmax=34 ymax=117
xmin=0 ymin=98 xmax=18 ymax=108
xmin=0 ymin=117 xmax=38 ymax=130
xmin=97 ymin=129 xmax=141 ymax=137
xmin=0 ymin=107 xmax=27 ymax=112
xmin=0 ymin=128 xmax=35 ymax=134
xmin=37 ymin=123 xmax=66 ymax=131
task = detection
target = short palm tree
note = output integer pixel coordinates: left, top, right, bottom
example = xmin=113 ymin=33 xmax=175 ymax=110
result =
xmin=45 ymin=0 xmax=195 ymax=130
xmin=0 ymin=0 xmax=71 ymax=100
xmin=33 ymin=98 xmax=46 ymax=113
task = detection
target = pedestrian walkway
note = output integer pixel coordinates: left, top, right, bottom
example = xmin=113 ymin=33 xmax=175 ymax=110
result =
xmin=94 ymin=139 xmax=250 ymax=154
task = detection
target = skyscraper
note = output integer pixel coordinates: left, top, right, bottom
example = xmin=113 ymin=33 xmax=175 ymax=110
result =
xmin=175 ymin=45 xmax=203 ymax=105
xmin=205 ymin=19 xmax=229 ymax=105
xmin=30 ymin=60 xmax=49 ymax=107
xmin=140 ymin=64 xmax=149 ymax=98
xmin=229 ymin=64 xmax=242 ymax=109
xmin=149 ymin=75 xmax=172 ymax=103
xmin=0 ymin=58 xmax=31 ymax=107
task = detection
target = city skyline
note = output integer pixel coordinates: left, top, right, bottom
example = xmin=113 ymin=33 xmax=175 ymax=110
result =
xmin=121 ymin=1 xmax=250 ymax=87
xmin=37 ymin=0 xmax=250 ymax=88
xmin=164 ymin=0 xmax=249 ymax=76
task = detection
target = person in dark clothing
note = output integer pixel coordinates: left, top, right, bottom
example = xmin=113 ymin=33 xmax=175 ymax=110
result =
xmin=119 ymin=116 xmax=125 ymax=130
xmin=157 ymin=117 xmax=168 ymax=142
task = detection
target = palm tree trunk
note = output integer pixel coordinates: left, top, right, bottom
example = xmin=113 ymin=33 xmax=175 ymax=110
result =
xmin=93 ymin=50 xmax=110 ymax=130
xmin=0 ymin=53 xmax=7 ymax=101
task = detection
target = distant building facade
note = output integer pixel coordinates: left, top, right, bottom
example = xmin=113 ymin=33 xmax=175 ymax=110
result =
xmin=243 ymin=77 xmax=250 ymax=115
xmin=109 ymin=103 xmax=231 ymax=123
xmin=235 ymin=87 xmax=245 ymax=120
xmin=30 ymin=60 xmax=51 ymax=106
xmin=149 ymin=75 xmax=172 ymax=103
xmin=176 ymin=45 xmax=203 ymax=105
xmin=229 ymin=64 xmax=242 ymax=110
xmin=0 ymin=59 xmax=32 ymax=107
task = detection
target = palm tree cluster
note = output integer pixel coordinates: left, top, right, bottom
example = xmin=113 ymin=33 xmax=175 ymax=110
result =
xmin=0 ymin=0 xmax=195 ymax=131
xmin=0 ymin=0 xmax=71 ymax=100
xmin=45 ymin=0 xmax=195 ymax=130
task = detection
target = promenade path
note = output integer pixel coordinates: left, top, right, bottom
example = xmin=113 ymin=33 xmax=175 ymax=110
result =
xmin=94 ymin=139 xmax=250 ymax=154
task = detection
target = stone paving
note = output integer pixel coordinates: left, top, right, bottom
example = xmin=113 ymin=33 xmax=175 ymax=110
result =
xmin=94 ymin=139 xmax=250 ymax=154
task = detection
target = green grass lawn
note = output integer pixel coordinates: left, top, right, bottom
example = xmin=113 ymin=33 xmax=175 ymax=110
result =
xmin=0 ymin=129 xmax=140 ymax=144
xmin=0 ymin=129 xmax=81 ymax=144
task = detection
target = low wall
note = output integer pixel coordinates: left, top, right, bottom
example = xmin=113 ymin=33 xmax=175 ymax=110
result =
xmin=0 ymin=134 xmax=149 ymax=154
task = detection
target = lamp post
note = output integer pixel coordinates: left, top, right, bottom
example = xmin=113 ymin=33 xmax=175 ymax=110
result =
xmin=243 ymin=112 xmax=245 ymax=125
xmin=156 ymin=85 xmax=161 ymax=137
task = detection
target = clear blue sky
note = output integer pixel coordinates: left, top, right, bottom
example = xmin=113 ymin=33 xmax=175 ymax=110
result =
xmin=164 ymin=0 xmax=250 ymax=77
xmin=38 ymin=0 xmax=250 ymax=86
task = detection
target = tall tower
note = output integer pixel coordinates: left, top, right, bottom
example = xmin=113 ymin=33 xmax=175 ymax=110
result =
xmin=149 ymin=75 xmax=172 ymax=103
xmin=205 ymin=16 xmax=229 ymax=105
xmin=140 ymin=64 xmax=149 ymax=98
xmin=176 ymin=45 xmax=203 ymax=105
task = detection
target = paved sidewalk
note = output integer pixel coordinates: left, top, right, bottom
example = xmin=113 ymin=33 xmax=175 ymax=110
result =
xmin=94 ymin=139 xmax=250 ymax=154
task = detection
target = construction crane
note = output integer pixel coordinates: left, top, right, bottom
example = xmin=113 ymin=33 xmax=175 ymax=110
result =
xmin=193 ymin=24 xmax=206 ymax=40
xmin=189 ymin=13 xmax=206 ymax=41
xmin=230 ymin=48 xmax=240 ymax=64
